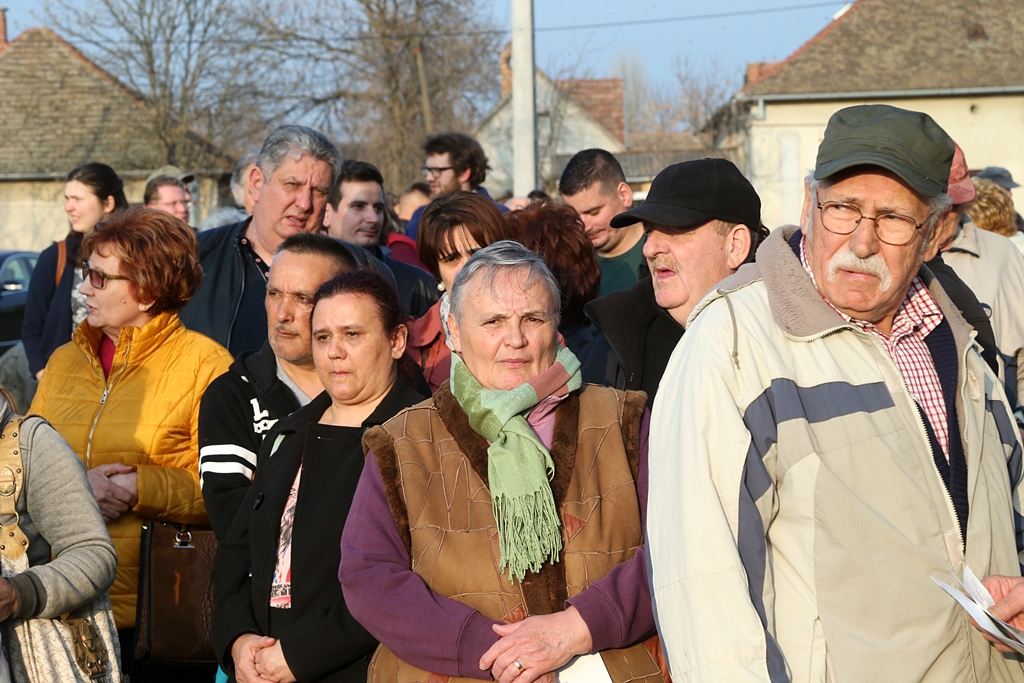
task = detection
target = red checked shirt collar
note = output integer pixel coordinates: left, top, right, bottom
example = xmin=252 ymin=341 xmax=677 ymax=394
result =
xmin=799 ymin=235 xmax=950 ymax=459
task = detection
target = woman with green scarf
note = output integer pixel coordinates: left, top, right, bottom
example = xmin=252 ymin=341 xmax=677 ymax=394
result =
xmin=341 ymin=241 xmax=666 ymax=683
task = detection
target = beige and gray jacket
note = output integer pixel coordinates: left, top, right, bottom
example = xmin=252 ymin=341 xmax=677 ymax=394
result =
xmin=648 ymin=226 xmax=1024 ymax=683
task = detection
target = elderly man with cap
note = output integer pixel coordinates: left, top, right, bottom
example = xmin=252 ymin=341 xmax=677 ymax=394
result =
xmin=647 ymin=104 xmax=1024 ymax=683
xmin=579 ymin=158 xmax=766 ymax=405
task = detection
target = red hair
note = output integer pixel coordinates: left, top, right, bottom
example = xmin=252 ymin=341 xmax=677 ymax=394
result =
xmin=83 ymin=207 xmax=202 ymax=314
xmin=506 ymin=203 xmax=600 ymax=326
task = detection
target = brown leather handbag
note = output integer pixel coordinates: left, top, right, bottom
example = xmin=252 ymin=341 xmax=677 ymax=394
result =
xmin=134 ymin=521 xmax=218 ymax=664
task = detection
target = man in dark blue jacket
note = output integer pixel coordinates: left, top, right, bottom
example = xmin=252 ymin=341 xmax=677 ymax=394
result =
xmin=181 ymin=125 xmax=341 ymax=355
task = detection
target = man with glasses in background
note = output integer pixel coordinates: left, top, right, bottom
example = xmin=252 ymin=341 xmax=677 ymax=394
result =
xmin=647 ymin=104 xmax=1024 ymax=683
xmin=404 ymin=131 xmax=507 ymax=240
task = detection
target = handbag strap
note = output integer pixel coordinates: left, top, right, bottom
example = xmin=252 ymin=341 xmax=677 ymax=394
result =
xmin=0 ymin=417 xmax=30 ymax=561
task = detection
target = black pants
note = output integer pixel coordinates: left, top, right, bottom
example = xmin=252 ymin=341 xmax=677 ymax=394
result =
xmin=118 ymin=628 xmax=218 ymax=683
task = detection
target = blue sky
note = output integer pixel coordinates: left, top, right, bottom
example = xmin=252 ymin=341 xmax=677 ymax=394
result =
xmin=5 ymin=0 xmax=850 ymax=93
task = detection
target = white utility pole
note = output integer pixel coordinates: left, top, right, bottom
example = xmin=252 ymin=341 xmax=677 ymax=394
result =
xmin=511 ymin=0 xmax=537 ymax=195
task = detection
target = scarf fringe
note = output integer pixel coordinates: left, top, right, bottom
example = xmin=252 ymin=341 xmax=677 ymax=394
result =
xmin=494 ymin=490 xmax=564 ymax=583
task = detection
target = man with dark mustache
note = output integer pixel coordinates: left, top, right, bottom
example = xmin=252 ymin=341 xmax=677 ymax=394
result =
xmin=579 ymin=158 xmax=766 ymax=405
xmin=198 ymin=233 xmax=356 ymax=540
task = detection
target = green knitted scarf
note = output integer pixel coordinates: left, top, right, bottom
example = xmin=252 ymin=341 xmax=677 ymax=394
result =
xmin=450 ymin=347 xmax=582 ymax=582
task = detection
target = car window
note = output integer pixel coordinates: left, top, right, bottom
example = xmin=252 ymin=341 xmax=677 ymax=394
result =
xmin=1 ymin=257 xmax=33 ymax=290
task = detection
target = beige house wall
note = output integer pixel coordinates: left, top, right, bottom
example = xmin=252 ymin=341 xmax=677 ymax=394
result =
xmin=744 ymin=95 xmax=1024 ymax=229
xmin=0 ymin=176 xmax=226 ymax=252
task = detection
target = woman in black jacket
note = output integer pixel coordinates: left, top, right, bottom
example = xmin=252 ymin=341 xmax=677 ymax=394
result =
xmin=212 ymin=269 xmax=427 ymax=683
xmin=21 ymin=163 xmax=128 ymax=378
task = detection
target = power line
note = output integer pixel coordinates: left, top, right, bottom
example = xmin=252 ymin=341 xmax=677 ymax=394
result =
xmin=32 ymin=1 xmax=847 ymax=45
xmin=344 ymin=1 xmax=846 ymax=40
xmin=534 ymin=2 xmax=845 ymax=35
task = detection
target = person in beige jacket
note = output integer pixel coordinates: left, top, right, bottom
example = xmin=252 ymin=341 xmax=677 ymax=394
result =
xmin=648 ymin=105 xmax=1024 ymax=683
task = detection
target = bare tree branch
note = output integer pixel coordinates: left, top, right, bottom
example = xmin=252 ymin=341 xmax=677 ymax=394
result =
xmin=43 ymin=0 xmax=275 ymax=165
xmin=242 ymin=0 xmax=501 ymax=188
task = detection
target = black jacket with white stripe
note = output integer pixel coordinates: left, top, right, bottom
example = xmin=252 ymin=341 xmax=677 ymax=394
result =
xmin=199 ymin=341 xmax=303 ymax=540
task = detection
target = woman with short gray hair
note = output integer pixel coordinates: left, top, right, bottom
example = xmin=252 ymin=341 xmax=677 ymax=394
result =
xmin=341 ymin=241 xmax=667 ymax=683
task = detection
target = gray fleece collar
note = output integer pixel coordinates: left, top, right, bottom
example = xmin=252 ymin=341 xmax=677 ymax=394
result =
xmin=691 ymin=225 xmax=975 ymax=352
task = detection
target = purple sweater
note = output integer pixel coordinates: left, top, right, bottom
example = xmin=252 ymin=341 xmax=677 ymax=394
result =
xmin=339 ymin=406 xmax=654 ymax=680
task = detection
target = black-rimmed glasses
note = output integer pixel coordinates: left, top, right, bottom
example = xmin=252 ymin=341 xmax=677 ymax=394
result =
xmin=422 ymin=166 xmax=454 ymax=179
xmin=81 ymin=262 xmax=131 ymax=289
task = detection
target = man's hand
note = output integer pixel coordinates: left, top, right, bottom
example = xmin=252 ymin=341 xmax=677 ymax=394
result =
xmin=86 ymin=464 xmax=138 ymax=522
xmin=979 ymin=575 xmax=1024 ymax=652
xmin=231 ymin=633 xmax=277 ymax=683
xmin=0 ymin=577 xmax=19 ymax=621
xmin=479 ymin=606 xmax=593 ymax=683
xmin=254 ymin=641 xmax=297 ymax=683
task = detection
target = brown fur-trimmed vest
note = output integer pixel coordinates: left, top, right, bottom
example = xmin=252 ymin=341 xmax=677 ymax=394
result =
xmin=362 ymin=382 xmax=666 ymax=683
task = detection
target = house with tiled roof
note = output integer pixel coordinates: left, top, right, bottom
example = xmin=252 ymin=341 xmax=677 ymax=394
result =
xmin=0 ymin=15 xmax=234 ymax=250
xmin=476 ymin=45 xmax=708 ymax=198
xmin=711 ymin=0 xmax=1024 ymax=229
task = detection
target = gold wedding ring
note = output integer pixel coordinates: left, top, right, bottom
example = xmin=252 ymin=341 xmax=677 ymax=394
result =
xmin=513 ymin=660 xmax=523 ymax=671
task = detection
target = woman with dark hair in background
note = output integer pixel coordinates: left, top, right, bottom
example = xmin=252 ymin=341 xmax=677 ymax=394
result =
xmin=31 ymin=207 xmax=232 ymax=681
xmin=213 ymin=269 xmax=426 ymax=683
xmin=409 ymin=191 xmax=519 ymax=391
xmin=507 ymin=202 xmax=601 ymax=355
xmin=22 ymin=163 xmax=129 ymax=379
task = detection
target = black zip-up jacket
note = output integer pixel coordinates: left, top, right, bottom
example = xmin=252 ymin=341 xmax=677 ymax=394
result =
xmin=198 ymin=341 xmax=303 ymax=540
xmin=212 ymin=375 xmax=426 ymax=683
xmin=579 ymin=277 xmax=682 ymax=406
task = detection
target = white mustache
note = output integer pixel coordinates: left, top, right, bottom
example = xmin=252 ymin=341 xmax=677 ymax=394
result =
xmin=826 ymin=246 xmax=893 ymax=292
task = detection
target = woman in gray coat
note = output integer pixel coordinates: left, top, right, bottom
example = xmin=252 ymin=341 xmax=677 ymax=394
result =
xmin=0 ymin=389 xmax=116 ymax=622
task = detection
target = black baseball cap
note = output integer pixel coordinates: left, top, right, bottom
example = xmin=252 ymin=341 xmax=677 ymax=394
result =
xmin=814 ymin=104 xmax=954 ymax=198
xmin=609 ymin=158 xmax=760 ymax=230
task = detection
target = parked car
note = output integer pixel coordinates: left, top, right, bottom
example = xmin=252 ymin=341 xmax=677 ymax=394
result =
xmin=0 ymin=251 xmax=39 ymax=356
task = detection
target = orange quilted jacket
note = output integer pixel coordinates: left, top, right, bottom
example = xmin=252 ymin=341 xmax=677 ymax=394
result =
xmin=30 ymin=311 xmax=231 ymax=627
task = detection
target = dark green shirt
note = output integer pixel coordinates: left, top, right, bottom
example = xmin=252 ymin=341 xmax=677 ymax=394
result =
xmin=596 ymin=235 xmax=646 ymax=298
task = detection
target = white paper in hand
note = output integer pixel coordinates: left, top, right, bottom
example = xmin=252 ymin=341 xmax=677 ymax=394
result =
xmin=963 ymin=565 xmax=995 ymax=609
xmin=556 ymin=653 xmax=614 ymax=683
xmin=932 ymin=576 xmax=1024 ymax=655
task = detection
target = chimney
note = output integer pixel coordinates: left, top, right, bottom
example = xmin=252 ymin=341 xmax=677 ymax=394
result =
xmin=500 ymin=42 xmax=512 ymax=99
xmin=0 ymin=9 xmax=7 ymax=47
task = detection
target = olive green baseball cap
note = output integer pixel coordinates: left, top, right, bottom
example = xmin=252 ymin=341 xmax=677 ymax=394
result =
xmin=814 ymin=104 xmax=954 ymax=198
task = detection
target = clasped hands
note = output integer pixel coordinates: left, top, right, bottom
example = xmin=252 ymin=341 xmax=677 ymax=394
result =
xmin=87 ymin=463 xmax=138 ymax=522
xmin=231 ymin=633 xmax=296 ymax=683
xmin=479 ymin=606 xmax=593 ymax=683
